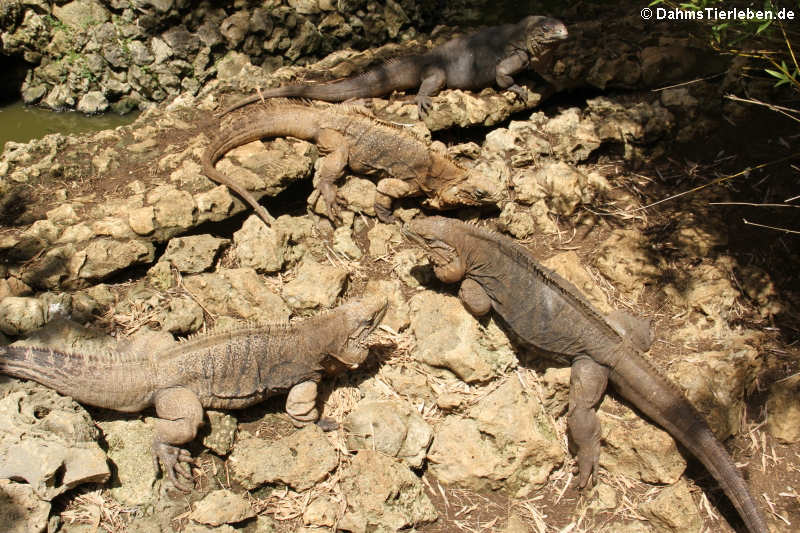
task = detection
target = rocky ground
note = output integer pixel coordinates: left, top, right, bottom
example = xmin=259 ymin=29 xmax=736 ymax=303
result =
xmin=2 ymin=4 xmax=800 ymax=533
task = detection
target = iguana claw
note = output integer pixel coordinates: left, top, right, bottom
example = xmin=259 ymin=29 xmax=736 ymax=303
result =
xmin=507 ymin=84 xmax=528 ymax=103
xmin=152 ymin=441 xmax=195 ymax=492
xmin=416 ymin=95 xmax=433 ymax=119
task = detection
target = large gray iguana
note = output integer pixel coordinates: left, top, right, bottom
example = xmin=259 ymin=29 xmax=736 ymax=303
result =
xmin=404 ymin=216 xmax=768 ymax=533
xmin=220 ymin=16 xmax=568 ymax=118
xmin=0 ymin=296 xmax=388 ymax=491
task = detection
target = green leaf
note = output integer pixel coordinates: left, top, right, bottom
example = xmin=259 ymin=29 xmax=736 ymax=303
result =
xmin=765 ymin=68 xmax=786 ymax=80
xmin=756 ymin=20 xmax=772 ymax=34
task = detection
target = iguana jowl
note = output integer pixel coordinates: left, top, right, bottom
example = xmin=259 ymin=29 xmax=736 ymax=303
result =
xmin=0 ymin=296 xmax=387 ymax=491
xmin=221 ymin=16 xmax=568 ymax=118
xmin=202 ymin=101 xmax=499 ymax=225
xmin=404 ymin=216 xmax=768 ymax=533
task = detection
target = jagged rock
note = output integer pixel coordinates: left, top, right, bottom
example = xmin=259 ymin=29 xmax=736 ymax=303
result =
xmin=671 ymin=345 xmax=760 ymax=439
xmin=766 ymin=376 xmax=800 ymax=443
xmin=99 ymin=418 xmax=159 ymax=505
xmin=338 ymin=450 xmax=438 ymax=533
xmin=0 ymin=297 xmax=45 ymax=335
xmin=332 ymin=226 xmax=362 ymax=260
xmin=229 ymin=425 xmax=337 ymax=491
xmin=183 ymin=524 xmax=236 ymax=533
xmin=160 ymin=296 xmax=204 ymax=335
xmin=162 ymin=235 xmax=229 ymax=274
xmin=344 ymin=399 xmax=432 ymax=467
xmin=512 ymin=160 xmax=596 ymax=216
xmin=303 ymin=494 xmax=339 ymax=527
xmin=189 ymin=489 xmax=255 ymax=526
xmin=367 ymin=222 xmax=402 ymax=257
xmin=639 ymin=480 xmax=703 ymax=533
xmin=428 ymin=378 xmax=563 ymax=496
xmin=282 ymin=258 xmax=347 ymax=311
xmin=497 ymin=201 xmax=556 ymax=238
xmin=664 ymin=262 xmax=739 ymax=322
xmin=594 ymin=230 xmax=661 ymax=296
xmin=74 ymin=239 xmax=156 ymax=281
xmin=599 ymin=399 xmax=686 ymax=484
xmin=202 ymin=411 xmax=238 ymax=456
xmin=0 ymin=386 xmax=109 ymax=501
xmin=76 ymin=91 xmax=109 ymax=114
xmin=409 ymin=291 xmax=515 ymax=383
xmin=182 ymin=268 xmax=290 ymax=323
xmin=0 ymin=479 xmax=51 ymax=533
xmin=232 ymin=216 xmax=288 ymax=273
xmin=337 ymin=177 xmax=377 ymax=216
xmin=364 ymin=279 xmax=409 ymax=331
xmin=52 ymin=0 xmax=110 ymax=29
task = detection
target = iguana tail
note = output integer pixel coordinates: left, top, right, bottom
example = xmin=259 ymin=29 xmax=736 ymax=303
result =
xmin=610 ymin=351 xmax=768 ymax=533
xmin=220 ymin=57 xmax=424 ymax=116
xmin=0 ymin=345 xmax=153 ymax=411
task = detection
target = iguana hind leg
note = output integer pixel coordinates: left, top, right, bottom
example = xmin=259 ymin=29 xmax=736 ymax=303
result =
xmin=152 ymin=387 xmax=204 ymax=491
xmin=567 ymin=356 xmax=609 ymax=489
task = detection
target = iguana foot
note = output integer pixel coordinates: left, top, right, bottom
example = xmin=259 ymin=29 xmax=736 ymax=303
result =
xmin=152 ymin=441 xmax=195 ymax=492
xmin=507 ymin=84 xmax=528 ymax=103
xmin=415 ymin=95 xmax=433 ymax=119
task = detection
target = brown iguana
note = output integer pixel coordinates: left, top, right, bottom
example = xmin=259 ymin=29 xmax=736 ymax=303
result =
xmin=220 ymin=15 xmax=568 ymax=118
xmin=404 ymin=216 xmax=768 ymax=533
xmin=202 ymin=101 xmax=500 ymax=225
xmin=0 ymin=296 xmax=388 ymax=491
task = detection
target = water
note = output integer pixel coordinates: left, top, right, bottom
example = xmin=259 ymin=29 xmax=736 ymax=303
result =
xmin=0 ymin=100 xmax=139 ymax=153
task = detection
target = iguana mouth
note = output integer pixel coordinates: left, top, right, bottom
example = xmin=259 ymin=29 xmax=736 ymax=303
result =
xmin=402 ymin=227 xmax=454 ymax=266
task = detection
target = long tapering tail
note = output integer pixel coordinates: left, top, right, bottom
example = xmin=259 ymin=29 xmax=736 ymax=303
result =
xmin=610 ymin=352 xmax=768 ymax=533
xmin=219 ymin=57 xmax=424 ymax=117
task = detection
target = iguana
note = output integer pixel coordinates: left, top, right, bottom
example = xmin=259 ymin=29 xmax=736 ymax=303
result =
xmin=404 ymin=216 xmax=768 ymax=533
xmin=220 ymin=15 xmax=568 ymax=118
xmin=0 ymin=296 xmax=388 ymax=491
xmin=202 ymin=101 xmax=500 ymax=225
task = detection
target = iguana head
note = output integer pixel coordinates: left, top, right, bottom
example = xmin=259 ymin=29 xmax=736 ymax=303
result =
xmin=523 ymin=16 xmax=568 ymax=52
xmin=403 ymin=216 xmax=467 ymax=284
xmin=325 ymin=295 xmax=388 ymax=371
xmin=427 ymin=156 xmax=502 ymax=209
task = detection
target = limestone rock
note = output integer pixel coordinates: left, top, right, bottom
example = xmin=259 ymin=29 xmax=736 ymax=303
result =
xmin=182 ymin=268 xmax=290 ymax=323
xmin=76 ymin=91 xmax=108 ymax=114
xmin=160 ymin=296 xmax=204 ymax=335
xmin=189 ymin=489 xmax=255 ymax=526
xmin=513 ymin=160 xmax=595 ymax=216
xmin=364 ymin=279 xmax=409 ymax=332
xmin=332 ymin=226 xmax=362 ymax=260
xmin=367 ymin=222 xmax=402 ymax=257
xmin=75 ymin=239 xmax=155 ymax=280
xmin=338 ymin=450 xmax=438 ymax=533
xmin=599 ymin=399 xmax=686 ymax=484
xmin=344 ymin=400 xmax=433 ymax=467
xmin=282 ymin=258 xmax=347 ymax=311
xmin=409 ymin=291 xmax=515 ymax=383
xmin=0 ymin=479 xmax=50 ymax=533
xmin=202 ymin=411 xmax=238 ymax=455
xmin=162 ymin=235 xmax=229 ymax=274
xmin=99 ymin=418 xmax=159 ymax=505
xmin=303 ymin=495 xmax=339 ymax=527
xmin=639 ymin=480 xmax=702 ymax=533
xmin=229 ymin=425 xmax=337 ymax=491
xmin=337 ymin=177 xmax=377 ymax=216
xmin=428 ymin=379 xmax=563 ymax=496
xmin=0 ymin=297 xmax=45 ymax=335
xmin=594 ymin=230 xmax=660 ymax=296
xmin=766 ymin=376 xmax=800 ymax=443
xmin=0 ymin=387 xmax=109 ymax=501
xmin=542 ymin=251 xmax=612 ymax=313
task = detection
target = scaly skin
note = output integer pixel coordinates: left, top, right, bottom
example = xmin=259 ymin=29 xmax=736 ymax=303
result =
xmin=220 ymin=16 xmax=568 ymax=118
xmin=0 ymin=296 xmax=388 ymax=491
xmin=404 ymin=216 xmax=768 ymax=533
xmin=202 ymin=101 xmax=500 ymax=226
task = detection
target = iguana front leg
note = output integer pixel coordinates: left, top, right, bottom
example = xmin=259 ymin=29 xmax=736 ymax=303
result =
xmin=286 ymin=380 xmax=337 ymax=431
xmin=152 ymin=387 xmax=204 ymax=491
xmin=375 ymin=178 xmax=415 ymax=223
xmin=459 ymin=278 xmax=492 ymax=316
xmin=416 ymin=67 xmax=447 ymax=118
xmin=496 ymin=50 xmax=530 ymax=103
xmin=567 ymin=356 xmax=609 ymax=489
xmin=315 ymin=129 xmax=349 ymax=224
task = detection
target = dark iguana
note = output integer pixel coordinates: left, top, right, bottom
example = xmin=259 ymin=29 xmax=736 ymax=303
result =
xmin=0 ymin=296 xmax=388 ymax=491
xmin=202 ymin=101 xmax=500 ymax=225
xmin=404 ymin=216 xmax=768 ymax=533
xmin=221 ymin=16 xmax=568 ymax=118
